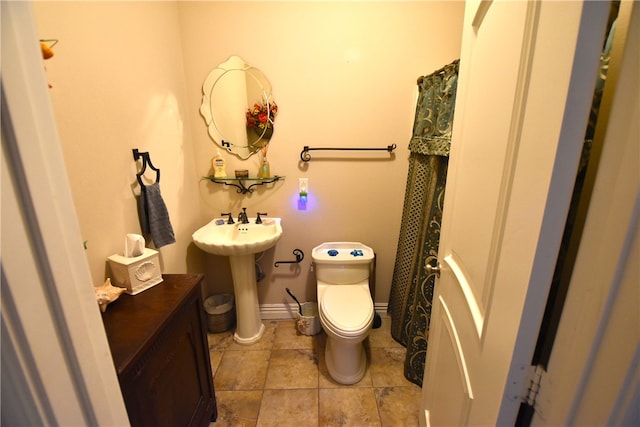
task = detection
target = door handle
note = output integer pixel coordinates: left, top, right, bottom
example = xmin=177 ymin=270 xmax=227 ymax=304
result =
xmin=426 ymin=262 xmax=442 ymax=278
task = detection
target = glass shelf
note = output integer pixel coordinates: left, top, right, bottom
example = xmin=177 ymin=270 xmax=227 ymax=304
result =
xmin=205 ymin=175 xmax=285 ymax=195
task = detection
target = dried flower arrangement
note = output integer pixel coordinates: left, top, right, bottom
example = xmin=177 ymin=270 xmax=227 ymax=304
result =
xmin=246 ymin=101 xmax=278 ymax=157
xmin=246 ymin=101 xmax=278 ymax=131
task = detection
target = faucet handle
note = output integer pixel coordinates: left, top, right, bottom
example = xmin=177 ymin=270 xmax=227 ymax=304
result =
xmin=221 ymin=213 xmax=234 ymax=224
xmin=256 ymin=212 xmax=268 ymax=224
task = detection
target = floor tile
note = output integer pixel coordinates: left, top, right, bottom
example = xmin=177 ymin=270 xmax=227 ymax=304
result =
xmin=264 ymin=349 xmax=318 ymax=389
xmin=273 ymin=320 xmax=318 ymax=350
xmin=319 ymin=388 xmax=381 ymax=426
xmin=369 ymin=347 xmax=411 ymax=387
xmin=374 ymin=386 xmax=422 ymax=427
xmin=209 ymin=319 xmax=422 ymax=426
xmin=212 ymin=390 xmax=262 ymax=427
xmin=367 ymin=316 xmax=404 ymax=349
xmin=215 ymin=350 xmax=271 ymax=391
xmin=209 ymin=350 xmax=223 ymax=374
xmin=257 ymin=389 xmax=318 ymax=427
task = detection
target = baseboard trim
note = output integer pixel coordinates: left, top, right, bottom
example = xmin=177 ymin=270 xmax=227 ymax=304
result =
xmin=260 ymin=303 xmax=388 ymax=320
xmin=374 ymin=303 xmax=388 ymax=314
xmin=260 ymin=303 xmax=299 ymax=320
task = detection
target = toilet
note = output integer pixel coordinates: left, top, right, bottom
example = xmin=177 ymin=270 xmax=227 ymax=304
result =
xmin=312 ymin=242 xmax=375 ymax=384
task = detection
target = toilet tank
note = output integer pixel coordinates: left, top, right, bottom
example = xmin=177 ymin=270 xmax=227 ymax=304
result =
xmin=312 ymin=242 xmax=374 ymax=285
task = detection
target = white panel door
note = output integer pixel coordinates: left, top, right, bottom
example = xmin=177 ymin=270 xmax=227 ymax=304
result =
xmin=421 ymin=1 xmax=609 ymax=426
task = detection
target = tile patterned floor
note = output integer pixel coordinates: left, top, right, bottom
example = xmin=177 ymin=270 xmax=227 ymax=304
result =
xmin=207 ymin=314 xmax=422 ymax=427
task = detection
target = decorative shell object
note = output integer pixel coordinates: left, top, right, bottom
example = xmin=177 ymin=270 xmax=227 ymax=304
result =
xmin=95 ymin=278 xmax=126 ymax=312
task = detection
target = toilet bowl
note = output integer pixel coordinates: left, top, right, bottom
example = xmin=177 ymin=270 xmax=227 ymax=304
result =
xmin=312 ymin=242 xmax=375 ymax=384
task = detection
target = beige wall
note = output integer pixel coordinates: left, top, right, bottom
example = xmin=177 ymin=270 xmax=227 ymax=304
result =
xmin=33 ymin=1 xmax=463 ymax=305
xmin=33 ymin=1 xmax=202 ymax=283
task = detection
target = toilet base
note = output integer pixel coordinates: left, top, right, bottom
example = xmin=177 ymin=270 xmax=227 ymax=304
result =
xmin=324 ymin=337 xmax=367 ymax=384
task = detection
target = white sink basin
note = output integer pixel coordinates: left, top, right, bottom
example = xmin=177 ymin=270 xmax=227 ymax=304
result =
xmin=192 ymin=218 xmax=282 ymax=256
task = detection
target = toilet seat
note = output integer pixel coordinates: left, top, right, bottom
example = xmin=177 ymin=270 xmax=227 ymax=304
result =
xmin=320 ymin=286 xmax=373 ymax=337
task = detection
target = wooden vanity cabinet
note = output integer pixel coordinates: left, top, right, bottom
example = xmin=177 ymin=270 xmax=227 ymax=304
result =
xmin=101 ymin=274 xmax=217 ymax=427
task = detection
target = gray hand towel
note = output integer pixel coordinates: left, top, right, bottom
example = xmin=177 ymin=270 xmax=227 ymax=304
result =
xmin=138 ymin=182 xmax=175 ymax=248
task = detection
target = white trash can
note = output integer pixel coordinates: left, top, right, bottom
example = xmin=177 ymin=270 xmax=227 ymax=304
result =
xmin=296 ymin=302 xmax=321 ymax=336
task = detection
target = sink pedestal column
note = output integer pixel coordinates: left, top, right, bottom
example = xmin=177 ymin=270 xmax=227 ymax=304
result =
xmin=228 ymin=254 xmax=265 ymax=344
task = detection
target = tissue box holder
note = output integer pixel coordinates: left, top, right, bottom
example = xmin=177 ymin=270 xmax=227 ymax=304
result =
xmin=108 ymin=248 xmax=163 ymax=295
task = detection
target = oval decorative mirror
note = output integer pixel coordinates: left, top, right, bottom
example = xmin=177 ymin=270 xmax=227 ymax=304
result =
xmin=200 ymin=56 xmax=277 ymax=159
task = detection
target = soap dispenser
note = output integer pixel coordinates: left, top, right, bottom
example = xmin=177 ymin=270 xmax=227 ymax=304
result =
xmin=212 ymin=150 xmax=227 ymax=178
xmin=258 ymin=157 xmax=270 ymax=179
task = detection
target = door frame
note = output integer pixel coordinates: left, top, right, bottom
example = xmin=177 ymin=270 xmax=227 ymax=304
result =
xmin=1 ymin=2 xmax=128 ymax=425
xmin=531 ymin=1 xmax=639 ymax=423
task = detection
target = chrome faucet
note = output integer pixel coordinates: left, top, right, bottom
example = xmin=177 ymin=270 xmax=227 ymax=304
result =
xmin=237 ymin=207 xmax=249 ymax=224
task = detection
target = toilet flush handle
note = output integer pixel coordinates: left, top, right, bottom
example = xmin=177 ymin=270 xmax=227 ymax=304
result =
xmin=426 ymin=262 xmax=442 ymax=278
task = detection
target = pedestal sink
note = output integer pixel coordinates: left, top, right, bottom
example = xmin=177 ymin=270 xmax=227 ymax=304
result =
xmin=192 ymin=217 xmax=282 ymax=344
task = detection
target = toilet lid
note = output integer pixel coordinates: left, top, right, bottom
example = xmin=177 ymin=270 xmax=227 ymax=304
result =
xmin=321 ymin=286 xmax=373 ymax=332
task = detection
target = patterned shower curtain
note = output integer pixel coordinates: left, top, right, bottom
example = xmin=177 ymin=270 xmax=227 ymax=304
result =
xmin=388 ymin=59 xmax=459 ymax=387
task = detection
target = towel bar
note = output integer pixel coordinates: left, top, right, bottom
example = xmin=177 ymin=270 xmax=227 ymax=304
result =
xmin=300 ymin=144 xmax=397 ymax=162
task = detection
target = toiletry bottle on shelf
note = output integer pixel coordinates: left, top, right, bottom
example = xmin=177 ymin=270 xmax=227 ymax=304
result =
xmin=212 ymin=150 xmax=227 ymax=178
xmin=259 ymin=157 xmax=270 ymax=179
